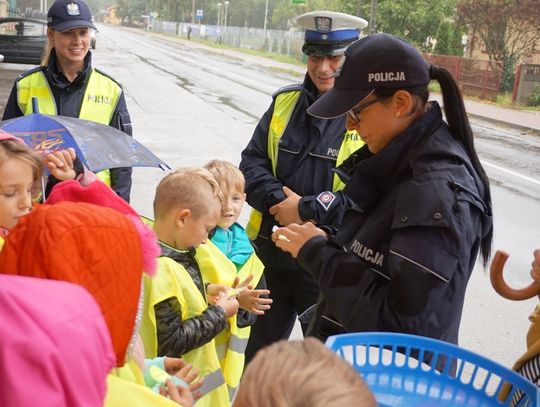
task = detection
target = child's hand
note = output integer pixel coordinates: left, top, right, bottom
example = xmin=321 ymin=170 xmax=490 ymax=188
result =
xmin=44 ymin=148 xmax=77 ymax=181
xmin=232 ymin=274 xmax=254 ymax=289
xmin=159 ymin=378 xmax=194 ymax=407
xmin=215 ymin=291 xmax=239 ymax=318
xmin=165 ymin=358 xmax=204 ymax=402
xmin=238 ymin=288 xmax=272 ymax=315
xmin=206 ymin=283 xmax=230 ymax=304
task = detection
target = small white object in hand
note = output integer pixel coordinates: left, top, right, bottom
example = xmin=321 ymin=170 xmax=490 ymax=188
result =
xmin=277 ymin=234 xmax=291 ymax=242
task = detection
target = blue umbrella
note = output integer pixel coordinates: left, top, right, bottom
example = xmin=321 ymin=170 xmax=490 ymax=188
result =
xmin=0 ymin=113 xmax=170 ymax=172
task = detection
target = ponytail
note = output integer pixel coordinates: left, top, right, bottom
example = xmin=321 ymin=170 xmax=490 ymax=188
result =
xmin=430 ymin=64 xmax=493 ymax=266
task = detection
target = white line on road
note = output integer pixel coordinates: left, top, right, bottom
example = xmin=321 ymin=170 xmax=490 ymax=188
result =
xmin=482 ymin=160 xmax=540 ymax=186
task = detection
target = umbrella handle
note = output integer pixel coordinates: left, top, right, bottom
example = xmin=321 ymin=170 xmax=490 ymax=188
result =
xmin=490 ymin=250 xmax=540 ymax=300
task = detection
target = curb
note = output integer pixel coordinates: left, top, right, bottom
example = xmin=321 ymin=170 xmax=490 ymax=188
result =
xmin=467 ymin=112 xmax=540 ymax=135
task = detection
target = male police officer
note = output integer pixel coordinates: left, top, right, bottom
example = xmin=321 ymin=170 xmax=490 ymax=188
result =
xmin=240 ymin=11 xmax=367 ymax=363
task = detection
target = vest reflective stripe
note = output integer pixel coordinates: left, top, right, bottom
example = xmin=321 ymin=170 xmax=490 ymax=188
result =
xmin=140 ymin=256 xmax=230 ymax=407
xmin=246 ymin=90 xmax=364 ymax=240
xmin=16 ymin=69 xmax=123 ymax=186
xmin=198 ymin=368 xmax=226 ymax=396
xmin=197 ymin=242 xmax=265 ymax=395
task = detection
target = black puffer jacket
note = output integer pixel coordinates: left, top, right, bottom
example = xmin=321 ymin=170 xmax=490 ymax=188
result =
xmin=154 ymin=243 xmax=226 ymax=358
xmin=299 ymin=103 xmax=492 ymax=345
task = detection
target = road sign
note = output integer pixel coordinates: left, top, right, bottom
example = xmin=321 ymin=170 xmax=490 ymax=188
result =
xmin=290 ymin=0 xmax=306 ymax=4
xmin=196 ymin=9 xmax=204 ymax=20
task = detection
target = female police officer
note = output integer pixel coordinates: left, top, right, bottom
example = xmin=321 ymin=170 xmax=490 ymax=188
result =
xmin=272 ymin=34 xmax=493 ymax=347
xmin=2 ymin=0 xmax=133 ymax=202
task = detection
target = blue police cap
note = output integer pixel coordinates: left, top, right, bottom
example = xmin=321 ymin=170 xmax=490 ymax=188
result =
xmin=47 ymin=0 xmax=97 ymax=32
xmin=297 ymin=11 xmax=368 ymax=56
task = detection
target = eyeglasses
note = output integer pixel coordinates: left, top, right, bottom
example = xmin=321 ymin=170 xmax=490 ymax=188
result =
xmin=346 ymin=98 xmax=380 ymax=125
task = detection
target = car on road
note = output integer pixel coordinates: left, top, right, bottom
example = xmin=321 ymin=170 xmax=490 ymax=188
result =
xmin=0 ymin=17 xmax=47 ymax=64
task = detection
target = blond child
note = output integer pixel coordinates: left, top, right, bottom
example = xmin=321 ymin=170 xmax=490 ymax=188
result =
xmin=0 ymin=130 xmax=80 ymax=248
xmin=140 ymin=167 xmax=239 ymax=407
xmin=204 ymin=159 xmax=272 ymax=397
xmin=233 ymin=337 xmax=377 ymax=407
xmin=204 ymin=159 xmax=272 ymax=315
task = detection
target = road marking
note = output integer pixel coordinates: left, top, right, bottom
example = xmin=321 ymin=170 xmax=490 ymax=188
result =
xmin=482 ymin=160 xmax=540 ymax=186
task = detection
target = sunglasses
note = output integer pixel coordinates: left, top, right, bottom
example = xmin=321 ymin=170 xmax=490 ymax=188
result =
xmin=346 ymin=98 xmax=380 ymax=125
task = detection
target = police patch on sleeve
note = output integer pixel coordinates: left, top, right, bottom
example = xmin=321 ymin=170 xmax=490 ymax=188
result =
xmin=316 ymin=191 xmax=336 ymax=211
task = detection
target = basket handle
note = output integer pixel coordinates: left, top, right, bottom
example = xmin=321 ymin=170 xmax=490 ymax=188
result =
xmin=490 ymin=250 xmax=540 ymax=301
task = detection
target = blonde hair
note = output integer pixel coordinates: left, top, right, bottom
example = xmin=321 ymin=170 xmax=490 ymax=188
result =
xmin=153 ymin=167 xmax=223 ymax=220
xmin=233 ymin=338 xmax=377 ymax=407
xmin=204 ymin=159 xmax=245 ymax=194
xmin=0 ymin=140 xmax=43 ymax=183
xmin=41 ymin=28 xmax=55 ymax=66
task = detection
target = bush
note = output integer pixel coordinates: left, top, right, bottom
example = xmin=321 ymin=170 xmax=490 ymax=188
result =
xmin=527 ymin=86 xmax=540 ymax=107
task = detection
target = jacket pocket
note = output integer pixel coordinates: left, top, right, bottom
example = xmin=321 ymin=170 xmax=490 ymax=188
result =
xmin=390 ymin=179 xmax=460 ymax=283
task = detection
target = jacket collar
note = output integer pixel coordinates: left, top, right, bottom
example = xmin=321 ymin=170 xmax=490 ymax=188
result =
xmin=46 ymin=49 xmax=92 ymax=90
xmin=158 ymin=240 xmax=196 ymax=262
xmin=343 ymin=102 xmax=444 ymax=209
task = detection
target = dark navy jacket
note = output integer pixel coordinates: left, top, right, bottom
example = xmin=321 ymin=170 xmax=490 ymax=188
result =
xmin=297 ymin=103 xmax=492 ymax=345
xmin=240 ymin=74 xmax=357 ymax=270
xmin=2 ymin=51 xmax=133 ymax=202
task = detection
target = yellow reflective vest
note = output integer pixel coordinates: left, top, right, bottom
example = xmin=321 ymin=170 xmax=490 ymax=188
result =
xmin=196 ymin=241 xmax=265 ymax=399
xmin=104 ymin=374 xmax=181 ymax=407
xmin=140 ymin=255 xmax=230 ymax=407
xmin=246 ymin=89 xmax=364 ymax=240
xmin=16 ymin=68 xmax=122 ymax=186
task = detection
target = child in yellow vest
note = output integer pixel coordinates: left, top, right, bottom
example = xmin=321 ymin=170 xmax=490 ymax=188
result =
xmin=140 ymin=167 xmax=240 ymax=407
xmin=204 ymin=160 xmax=272 ymax=395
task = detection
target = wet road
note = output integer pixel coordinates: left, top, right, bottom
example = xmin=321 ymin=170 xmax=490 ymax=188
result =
xmin=98 ymin=24 xmax=540 ymax=285
xmin=1 ymin=24 xmax=539 ymax=367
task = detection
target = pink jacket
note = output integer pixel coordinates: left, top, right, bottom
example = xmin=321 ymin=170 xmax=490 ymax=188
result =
xmin=0 ymin=275 xmax=116 ymax=407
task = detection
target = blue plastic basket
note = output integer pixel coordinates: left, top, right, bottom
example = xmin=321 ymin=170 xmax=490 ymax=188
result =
xmin=326 ymin=332 xmax=540 ymax=407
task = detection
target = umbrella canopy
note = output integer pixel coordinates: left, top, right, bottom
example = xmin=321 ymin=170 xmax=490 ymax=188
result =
xmin=0 ymin=113 xmax=169 ymax=172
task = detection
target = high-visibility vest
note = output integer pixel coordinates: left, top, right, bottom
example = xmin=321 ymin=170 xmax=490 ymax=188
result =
xmin=139 ymin=255 xmax=230 ymax=407
xmin=245 ymin=89 xmax=364 ymax=240
xmin=16 ymin=68 xmax=122 ymax=186
xmin=196 ymin=241 xmax=265 ymax=399
xmin=104 ymin=374 xmax=180 ymax=407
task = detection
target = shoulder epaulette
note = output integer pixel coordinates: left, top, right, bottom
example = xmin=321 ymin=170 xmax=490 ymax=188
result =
xmin=16 ymin=66 xmax=45 ymax=81
xmin=93 ymin=68 xmax=123 ymax=88
xmin=272 ymin=83 xmax=303 ymax=98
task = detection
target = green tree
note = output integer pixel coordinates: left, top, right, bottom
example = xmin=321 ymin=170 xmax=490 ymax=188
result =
xmin=435 ymin=19 xmax=464 ymax=56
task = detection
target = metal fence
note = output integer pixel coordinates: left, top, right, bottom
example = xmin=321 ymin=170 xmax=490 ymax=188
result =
xmin=149 ymin=20 xmax=504 ymax=100
xmin=423 ymin=53 xmax=503 ymax=101
xmin=149 ymin=19 xmax=305 ymax=60
xmin=513 ymin=64 xmax=540 ymax=105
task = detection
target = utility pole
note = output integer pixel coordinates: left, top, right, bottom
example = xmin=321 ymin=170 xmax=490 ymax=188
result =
xmin=370 ymin=0 xmax=377 ymax=33
xmin=191 ymin=0 xmax=195 ymax=23
xmin=263 ymin=0 xmax=269 ymax=38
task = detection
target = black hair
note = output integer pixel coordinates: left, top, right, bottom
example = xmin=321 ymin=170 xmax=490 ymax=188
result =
xmin=373 ymin=67 xmax=493 ymax=266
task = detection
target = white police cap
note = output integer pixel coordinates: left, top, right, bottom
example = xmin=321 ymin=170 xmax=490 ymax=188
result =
xmin=297 ymin=11 xmax=368 ymax=56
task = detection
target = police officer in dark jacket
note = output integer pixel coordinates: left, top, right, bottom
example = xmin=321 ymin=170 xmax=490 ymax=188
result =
xmin=2 ymin=0 xmax=133 ymax=202
xmin=273 ymin=34 xmax=493 ymax=347
xmin=240 ymin=11 xmax=367 ymax=363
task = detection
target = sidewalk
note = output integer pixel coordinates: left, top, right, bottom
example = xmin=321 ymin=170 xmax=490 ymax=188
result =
xmin=464 ymin=99 xmax=540 ymax=133
xmin=139 ymin=27 xmax=540 ymax=134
